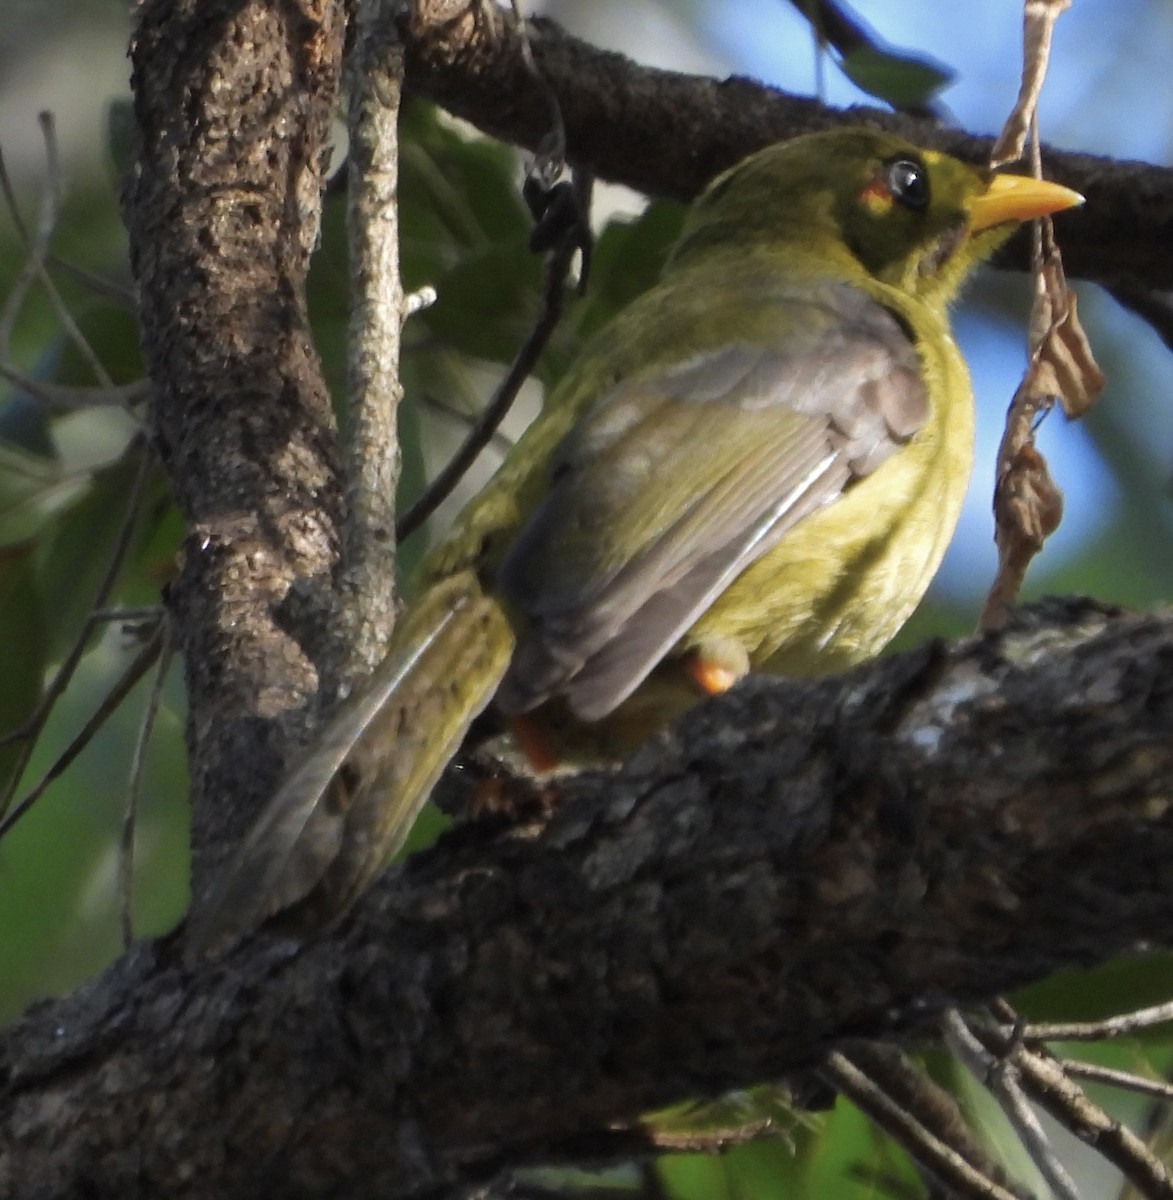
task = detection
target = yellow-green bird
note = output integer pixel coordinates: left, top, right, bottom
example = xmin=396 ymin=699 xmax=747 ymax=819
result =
xmin=189 ymin=127 xmax=1082 ymax=953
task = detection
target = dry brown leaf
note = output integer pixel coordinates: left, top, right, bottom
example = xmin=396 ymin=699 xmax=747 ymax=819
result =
xmin=1023 ymin=244 xmax=1106 ymax=417
xmin=990 ymin=0 xmax=1073 ymax=167
xmin=1038 ymin=293 xmax=1105 ymax=421
xmin=981 ymin=2 xmax=1102 ymax=630
xmin=979 ymin=247 xmax=1102 ymax=632
xmin=1029 ymin=244 xmax=1064 ymax=350
xmin=979 ymin=402 xmax=1065 ymax=633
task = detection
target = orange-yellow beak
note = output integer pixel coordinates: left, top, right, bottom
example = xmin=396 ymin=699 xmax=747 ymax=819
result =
xmin=967 ymin=173 xmax=1084 ymax=232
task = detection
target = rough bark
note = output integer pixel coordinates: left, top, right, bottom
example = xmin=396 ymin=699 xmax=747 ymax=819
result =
xmin=340 ymin=0 xmax=407 ymax=681
xmin=124 ymin=0 xmax=349 ymax=894
xmin=4 ymin=600 xmax=1173 ymax=1198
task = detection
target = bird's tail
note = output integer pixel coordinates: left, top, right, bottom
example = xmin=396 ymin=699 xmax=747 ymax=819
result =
xmin=187 ymin=570 xmax=514 ymax=959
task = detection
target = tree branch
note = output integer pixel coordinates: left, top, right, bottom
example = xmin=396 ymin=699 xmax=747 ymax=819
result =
xmin=123 ymin=0 xmax=348 ymax=893
xmin=339 ymin=0 xmax=408 ymax=685
xmin=402 ymin=0 xmax=1173 ymax=289
xmin=4 ymin=599 xmax=1173 ymax=1198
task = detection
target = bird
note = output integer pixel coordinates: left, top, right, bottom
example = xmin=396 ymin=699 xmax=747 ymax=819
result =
xmin=187 ymin=126 xmax=1083 ymax=955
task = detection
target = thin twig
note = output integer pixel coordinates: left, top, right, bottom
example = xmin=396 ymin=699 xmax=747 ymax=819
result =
xmin=395 ymin=225 xmax=580 ymax=540
xmin=0 ymin=145 xmax=30 ymax=243
xmin=0 ymin=621 xmax=165 ymax=841
xmin=0 ymin=440 xmax=152 ymax=813
xmin=1118 ymin=1088 xmax=1173 ymax=1200
xmin=396 ymin=0 xmax=587 ymax=543
xmin=0 ymin=470 xmax=97 ymax=541
xmin=821 ymin=1050 xmax=1026 ymax=1200
xmin=0 ymin=359 xmax=147 ymax=412
xmin=119 ymin=618 xmax=173 ymax=949
xmin=0 ymin=137 xmax=133 ymax=309
xmin=971 ymin=1008 xmax=1173 ymax=1199
xmin=944 ymin=1009 xmax=1083 ymax=1200
xmin=93 ymin=605 xmax=168 ymax=625
xmin=1060 ymin=1061 xmax=1173 ymax=1103
xmin=1015 ymin=1050 xmax=1173 ymax=1199
xmin=0 ymin=135 xmax=58 ymax=357
xmin=843 ymin=1042 xmax=1035 ymax=1200
xmin=0 ymin=116 xmax=116 ymax=390
xmin=42 ymin=255 xmax=136 ymax=310
xmin=1022 ymin=1001 xmax=1173 ymax=1043
xmin=29 ymin=115 xmax=116 ymax=389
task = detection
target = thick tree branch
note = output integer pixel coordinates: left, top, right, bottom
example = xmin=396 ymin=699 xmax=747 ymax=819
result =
xmin=123 ymin=0 xmax=348 ymax=892
xmin=4 ymin=600 xmax=1173 ymax=1198
xmin=403 ymin=0 xmax=1173 ymax=289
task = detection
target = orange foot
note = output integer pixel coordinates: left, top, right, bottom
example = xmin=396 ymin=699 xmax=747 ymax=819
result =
xmin=686 ymin=655 xmax=742 ymax=696
xmin=684 ymin=637 xmax=750 ymax=696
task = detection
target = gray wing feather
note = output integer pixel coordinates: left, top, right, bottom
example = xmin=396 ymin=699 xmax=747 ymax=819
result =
xmin=495 ymin=283 xmax=927 ymax=719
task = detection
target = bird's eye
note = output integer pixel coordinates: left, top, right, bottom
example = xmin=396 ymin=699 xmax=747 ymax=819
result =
xmin=886 ymin=158 xmax=930 ymax=211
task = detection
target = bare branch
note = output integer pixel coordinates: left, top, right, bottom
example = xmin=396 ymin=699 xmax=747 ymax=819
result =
xmin=839 ymin=1042 xmax=1034 ymax=1200
xmin=1060 ymin=1062 xmax=1173 ymax=1104
xmin=0 ymin=359 xmax=147 ymax=412
xmin=124 ymin=0 xmax=348 ymax=895
xmin=339 ymin=0 xmax=408 ymax=684
xmin=0 ymin=115 xmax=117 ymax=390
xmin=944 ymin=1010 xmax=1082 ymax=1200
xmin=822 ymin=1050 xmax=1026 ymax=1200
xmin=970 ymin=1010 xmax=1173 ymax=1199
xmin=1023 ymin=1002 xmax=1173 ymax=1043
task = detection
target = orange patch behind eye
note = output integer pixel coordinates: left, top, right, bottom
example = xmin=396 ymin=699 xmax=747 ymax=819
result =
xmin=858 ymin=178 xmax=893 ymax=214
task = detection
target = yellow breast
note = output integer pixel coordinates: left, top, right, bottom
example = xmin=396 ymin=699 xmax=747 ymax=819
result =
xmin=683 ymin=311 xmax=973 ymax=677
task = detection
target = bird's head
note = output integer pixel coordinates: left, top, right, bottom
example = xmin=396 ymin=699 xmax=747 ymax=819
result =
xmin=672 ymin=128 xmax=1083 ymax=308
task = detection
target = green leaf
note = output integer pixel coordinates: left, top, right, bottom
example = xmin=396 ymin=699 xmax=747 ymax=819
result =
xmin=399 ymin=101 xmax=531 ymax=293
xmin=837 ymin=44 xmax=954 ymax=110
xmin=0 ymin=440 xmax=91 ymax=548
xmin=52 ymin=407 xmax=139 ymax=475
xmin=786 ymin=0 xmax=954 ymax=113
xmin=423 ymin=239 xmax=542 ymax=364
xmin=1015 ymin=950 xmax=1173 ymax=1024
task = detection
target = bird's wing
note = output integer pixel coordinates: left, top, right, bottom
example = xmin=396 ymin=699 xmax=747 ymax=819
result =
xmin=494 ymin=281 xmax=928 ymax=720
